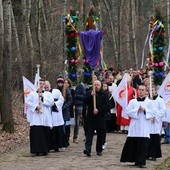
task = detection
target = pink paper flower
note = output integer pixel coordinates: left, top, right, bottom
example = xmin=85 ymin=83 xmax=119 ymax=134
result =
xmin=71 ymin=59 xmax=75 ymax=63
xmin=159 ymin=62 xmax=164 ymax=66
xmin=154 ymin=63 xmax=158 ymax=67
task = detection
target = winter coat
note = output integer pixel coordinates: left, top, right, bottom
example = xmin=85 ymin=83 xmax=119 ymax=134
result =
xmin=62 ymin=88 xmax=72 ymax=121
xmin=86 ymin=89 xmax=110 ymax=129
xmin=74 ymin=82 xmax=86 ymax=108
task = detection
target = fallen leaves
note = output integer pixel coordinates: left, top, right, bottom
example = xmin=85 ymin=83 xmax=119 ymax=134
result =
xmin=0 ymin=107 xmax=29 ymax=153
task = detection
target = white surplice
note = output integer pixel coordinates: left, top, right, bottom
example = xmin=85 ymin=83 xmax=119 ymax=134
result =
xmin=150 ymin=96 xmax=166 ymax=134
xmin=126 ymin=98 xmax=154 ymax=138
xmin=51 ymin=89 xmax=64 ymax=126
xmin=26 ymin=91 xmax=54 ymax=128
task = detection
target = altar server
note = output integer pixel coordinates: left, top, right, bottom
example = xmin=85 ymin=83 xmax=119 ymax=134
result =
xmin=147 ymin=86 xmax=166 ymax=161
xmin=26 ymin=80 xmax=54 ymax=156
xmin=120 ymin=85 xmax=154 ymax=168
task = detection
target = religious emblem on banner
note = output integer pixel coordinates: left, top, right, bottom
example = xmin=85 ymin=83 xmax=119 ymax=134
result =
xmin=165 ymin=99 xmax=170 ymax=108
xmin=24 ymin=87 xmax=31 ymax=95
xmin=164 ymin=80 xmax=170 ymax=95
xmin=118 ymin=86 xmax=127 ymax=100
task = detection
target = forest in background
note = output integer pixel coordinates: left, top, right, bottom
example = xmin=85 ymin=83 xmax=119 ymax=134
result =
xmin=0 ymin=0 xmax=169 ymax=132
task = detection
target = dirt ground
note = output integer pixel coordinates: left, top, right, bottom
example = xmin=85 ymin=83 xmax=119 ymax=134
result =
xmin=0 ymin=127 xmax=170 ymax=170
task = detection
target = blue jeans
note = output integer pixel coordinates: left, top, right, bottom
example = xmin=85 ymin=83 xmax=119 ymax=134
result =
xmin=73 ymin=107 xmax=83 ymax=139
xmin=164 ymin=126 xmax=170 ymax=143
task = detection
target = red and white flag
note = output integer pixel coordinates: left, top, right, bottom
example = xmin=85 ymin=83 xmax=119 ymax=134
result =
xmin=158 ymin=72 xmax=170 ymax=100
xmin=22 ymin=76 xmax=36 ymax=117
xmin=112 ymin=74 xmax=128 ymax=118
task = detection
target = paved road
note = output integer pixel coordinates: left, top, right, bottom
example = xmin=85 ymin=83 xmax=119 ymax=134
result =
xmin=0 ymin=127 xmax=170 ymax=170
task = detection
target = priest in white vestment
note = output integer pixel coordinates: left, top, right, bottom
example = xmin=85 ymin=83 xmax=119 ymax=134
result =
xmin=26 ymin=81 xmax=54 ymax=156
xmin=50 ymin=87 xmax=64 ymax=151
xmin=147 ymin=86 xmax=166 ymax=161
xmin=120 ymin=85 xmax=154 ymax=168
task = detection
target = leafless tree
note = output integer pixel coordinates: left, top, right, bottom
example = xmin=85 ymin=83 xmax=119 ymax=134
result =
xmin=0 ymin=0 xmax=4 ymax=123
xmin=2 ymin=0 xmax=14 ymax=133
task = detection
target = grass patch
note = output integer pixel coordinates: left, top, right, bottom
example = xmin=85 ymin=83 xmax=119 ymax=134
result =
xmin=154 ymin=157 xmax=170 ymax=170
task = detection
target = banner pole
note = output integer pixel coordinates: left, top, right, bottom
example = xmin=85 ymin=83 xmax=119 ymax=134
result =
xmin=149 ymin=70 xmax=153 ymax=99
xmin=92 ymin=70 xmax=96 ymax=110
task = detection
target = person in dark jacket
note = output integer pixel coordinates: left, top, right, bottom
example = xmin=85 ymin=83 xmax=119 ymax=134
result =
xmin=132 ymin=70 xmax=142 ymax=89
xmin=73 ymin=79 xmax=86 ymax=143
xmin=64 ymin=79 xmax=75 ymax=126
xmin=57 ymin=77 xmax=72 ymax=148
xmin=83 ymin=80 xmax=110 ymax=157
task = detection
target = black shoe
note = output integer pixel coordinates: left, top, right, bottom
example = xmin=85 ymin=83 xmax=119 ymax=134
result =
xmin=134 ymin=162 xmax=139 ymax=166
xmin=65 ymin=142 xmax=70 ymax=148
xmin=83 ymin=149 xmax=91 ymax=157
xmin=138 ymin=165 xmax=146 ymax=168
xmin=97 ymin=152 xmax=102 ymax=156
xmin=151 ymin=157 xmax=156 ymax=161
xmin=122 ymin=130 xmax=128 ymax=134
xmin=162 ymin=141 xmax=169 ymax=144
xmin=54 ymin=148 xmax=59 ymax=152
xmin=30 ymin=153 xmax=39 ymax=157
xmin=40 ymin=152 xmax=48 ymax=156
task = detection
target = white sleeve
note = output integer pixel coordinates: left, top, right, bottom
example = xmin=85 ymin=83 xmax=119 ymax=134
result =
xmin=145 ymin=100 xmax=155 ymax=119
xmin=42 ymin=92 xmax=54 ymax=107
xmin=155 ymin=98 xmax=166 ymax=122
xmin=55 ymin=91 xmax=64 ymax=108
xmin=25 ymin=92 xmax=37 ymax=113
xmin=126 ymin=99 xmax=139 ymax=119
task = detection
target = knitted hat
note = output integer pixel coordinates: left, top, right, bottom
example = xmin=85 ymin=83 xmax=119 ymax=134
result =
xmin=56 ymin=74 xmax=64 ymax=83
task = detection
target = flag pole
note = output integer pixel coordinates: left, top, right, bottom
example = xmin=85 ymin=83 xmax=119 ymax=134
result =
xmin=92 ymin=70 xmax=96 ymax=110
xmin=36 ymin=64 xmax=40 ymax=90
xmin=36 ymin=64 xmax=43 ymax=113
xmin=148 ymin=70 xmax=153 ymax=99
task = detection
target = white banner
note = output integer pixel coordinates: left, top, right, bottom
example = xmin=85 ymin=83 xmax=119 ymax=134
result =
xmin=23 ymin=76 xmax=36 ymax=115
xmin=112 ymin=74 xmax=128 ymax=118
xmin=158 ymin=72 xmax=170 ymax=100
xmin=162 ymin=97 xmax=170 ymax=123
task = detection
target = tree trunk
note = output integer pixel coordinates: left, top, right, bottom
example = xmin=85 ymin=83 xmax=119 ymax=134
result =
xmin=0 ymin=0 xmax=4 ymax=122
xmin=2 ymin=0 xmax=14 ymax=133
xmin=10 ymin=2 xmax=23 ymax=76
xmin=103 ymin=0 xmax=119 ymax=68
xmin=135 ymin=0 xmax=142 ymax=67
xmin=41 ymin=0 xmax=49 ymax=32
xmin=21 ymin=0 xmax=27 ymax=46
xmin=37 ymin=0 xmax=43 ymax=67
xmin=131 ymin=0 xmax=138 ymax=69
xmin=124 ymin=0 xmax=131 ymax=69
xmin=79 ymin=0 xmax=84 ymax=31
xmin=167 ymin=0 xmax=170 ymax=39
xmin=48 ymin=0 xmax=54 ymax=29
xmin=117 ymin=0 xmax=122 ymax=69
xmin=41 ymin=0 xmax=50 ymax=76
xmin=25 ymin=0 xmax=34 ymax=81
xmin=63 ymin=0 xmax=67 ymax=75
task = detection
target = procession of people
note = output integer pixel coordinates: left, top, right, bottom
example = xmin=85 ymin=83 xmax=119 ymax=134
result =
xmin=24 ymin=66 xmax=170 ymax=168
